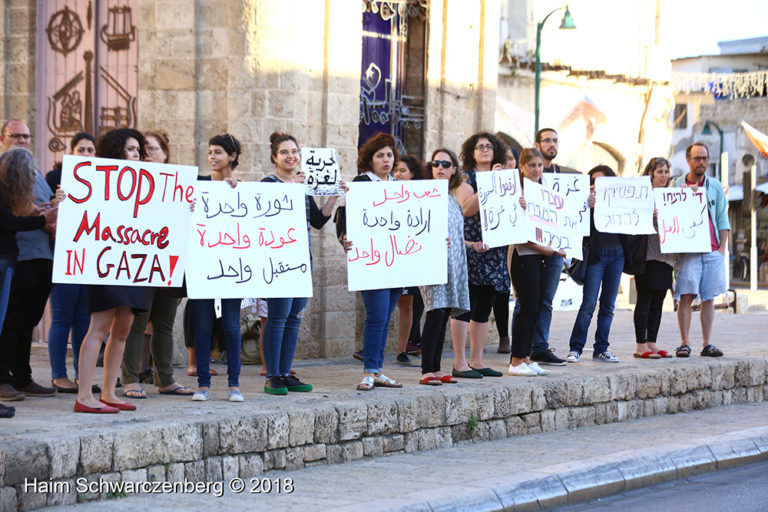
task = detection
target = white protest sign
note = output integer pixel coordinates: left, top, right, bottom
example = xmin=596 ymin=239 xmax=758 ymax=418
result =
xmin=541 ymin=173 xmax=591 ymax=236
xmin=346 ymin=180 xmax=448 ymax=291
xmin=523 ymin=178 xmax=584 ymax=260
xmin=653 ymin=187 xmax=711 ymax=253
xmin=594 ymin=176 xmax=655 ymax=234
xmin=476 ymin=169 xmax=529 ymax=248
xmin=52 ymin=155 xmax=196 ymax=287
xmin=302 ymin=147 xmax=343 ymax=196
xmin=186 ymin=182 xmax=312 ymax=299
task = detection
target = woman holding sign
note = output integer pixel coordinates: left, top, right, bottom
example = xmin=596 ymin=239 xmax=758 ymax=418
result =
xmin=507 ymin=149 xmax=565 ymax=376
xmin=260 ymin=131 xmax=343 ymax=395
xmin=345 ymin=133 xmax=404 ymax=391
xmin=190 ymin=134 xmax=244 ymax=403
xmin=566 ymin=165 xmax=630 ymax=364
xmin=449 ymin=132 xmax=507 ymax=379
xmin=631 ymin=157 xmax=675 ymax=359
xmin=418 ymin=148 xmax=469 ymax=385
xmin=74 ymin=128 xmax=149 ymax=413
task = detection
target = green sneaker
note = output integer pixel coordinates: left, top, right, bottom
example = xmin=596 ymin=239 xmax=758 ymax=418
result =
xmin=283 ymin=375 xmax=312 ymax=392
xmin=264 ymin=377 xmax=288 ymax=395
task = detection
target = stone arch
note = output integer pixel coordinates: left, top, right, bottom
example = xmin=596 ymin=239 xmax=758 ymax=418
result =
xmin=592 ymin=141 xmax=626 ymax=175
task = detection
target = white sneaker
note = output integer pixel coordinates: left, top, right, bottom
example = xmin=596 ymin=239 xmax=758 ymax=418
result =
xmin=527 ymin=362 xmax=551 ymax=376
xmin=566 ymin=351 xmax=580 ymax=363
xmin=508 ymin=363 xmax=537 ymax=376
xmin=192 ymin=389 xmax=209 ymax=401
xmin=228 ymin=390 xmax=244 ymax=402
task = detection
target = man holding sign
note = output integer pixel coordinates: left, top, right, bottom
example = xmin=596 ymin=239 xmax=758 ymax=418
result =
xmin=671 ymin=142 xmax=730 ymax=358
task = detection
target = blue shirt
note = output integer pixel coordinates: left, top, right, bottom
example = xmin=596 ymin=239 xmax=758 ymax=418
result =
xmin=17 ymin=169 xmax=54 ymax=261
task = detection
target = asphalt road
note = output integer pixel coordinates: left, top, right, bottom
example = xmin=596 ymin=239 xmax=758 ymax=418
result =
xmin=550 ymin=459 xmax=768 ymax=512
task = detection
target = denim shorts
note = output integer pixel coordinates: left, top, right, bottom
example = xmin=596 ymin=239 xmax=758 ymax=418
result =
xmin=674 ymin=251 xmax=726 ymax=301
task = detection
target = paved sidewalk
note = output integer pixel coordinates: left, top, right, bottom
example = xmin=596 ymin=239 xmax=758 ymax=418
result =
xmin=42 ymin=401 xmax=768 ymax=511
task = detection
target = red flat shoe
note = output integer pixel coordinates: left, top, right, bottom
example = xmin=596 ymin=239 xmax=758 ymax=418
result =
xmin=74 ymin=400 xmax=119 ymax=414
xmin=439 ymin=375 xmax=458 ymax=384
xmin=100 ymin=398 xmax=136 ymax=411
xmin=420 ymin=376 xmax=442 ymax=386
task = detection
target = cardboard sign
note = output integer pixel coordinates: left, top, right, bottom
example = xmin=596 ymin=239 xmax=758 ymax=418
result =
xmin=476 ymin=169 xmax=529 ymax=248
xmin=52 ymin=155 xmax=196 ymax=287
xmin=594 ymin=176 xmax=655 ymax=235
xmin=541 ymin=173 xmax=590 ymax=236
xmin=186 ymin=182 xmax=312 ymax=299
xmin=654 ymin=187 xmax=711 ymax=253
xmin=523 ymin=178 xmax=583 ymax=260
xmin=302 ymin=147 xmax=344 ymax=196
xmin=346 ymin=180 xmax=448 ymax=291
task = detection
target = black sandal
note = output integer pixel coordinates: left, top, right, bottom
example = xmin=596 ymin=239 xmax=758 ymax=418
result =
xmin=701 ymin=344 xmax=723 ymax=357
xmin=675 ymin=345 xmax=691 ymax=358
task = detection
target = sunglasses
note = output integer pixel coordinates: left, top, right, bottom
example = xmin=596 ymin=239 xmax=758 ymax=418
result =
xmin=431 ymin=160 xmax=453 ymax=169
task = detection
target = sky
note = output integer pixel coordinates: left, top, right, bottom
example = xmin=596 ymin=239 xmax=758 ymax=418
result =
xmin=662 ymin=0 xmax=768 ymax=58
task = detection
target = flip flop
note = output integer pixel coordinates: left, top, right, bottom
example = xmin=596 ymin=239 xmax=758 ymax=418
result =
xmin=633 ymin=351 xmax=661 ymax=359
xmin=159 ymin=385 xmax=195 ymax=396
xmin=439 ymin=375 xmax=458 ymax=384
xmin=122 ymin=388 xmax=147 ymax=399
xmin=373 ymin=374 xmax=403 ymax=388
xmin=654 ymin=350 xmax=673 ymax=358
xmin=419 ymin=376 xmax=442 ymax=386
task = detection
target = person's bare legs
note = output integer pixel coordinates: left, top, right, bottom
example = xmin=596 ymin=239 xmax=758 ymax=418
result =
xmin=677 ymin=294 xmax=694 ymax=346
xmin=468 ymin=320 xmax=489 ymax=368
xmin=699 ymin=299 xmax=714 ymax=347
xmin=187 ymin=347 xmax=196 ymax=374
xmin=101 ymin=307 xmax=135 ymax=404
xmin=396 ymin=295 xmax=413 ymax=355
xmin=76 ymin=310 xmax=115 ymax=408
xmin=451 ymin=318 xmax=470 ymax=371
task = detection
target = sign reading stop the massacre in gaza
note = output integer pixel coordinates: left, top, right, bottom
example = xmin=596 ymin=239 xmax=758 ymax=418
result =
xmin=52 ymin=155 xmax=197 ymax=287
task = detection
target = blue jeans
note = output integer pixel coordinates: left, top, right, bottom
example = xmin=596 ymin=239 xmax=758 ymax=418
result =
xmin=192 ymin=299 xmax=242 ymax=388
xmin=263 ymin=297 xmax=308 ymax=378
xmin=514 ymin=254 xmax=563 ymax=353
xmin=360 ymin=288 xmax=401 ymax=373
xmin=0 ymin=258 xmax=13 ymax=329
xmin=569 ymin=247 xmax=624 ymax=355
xmin=47 ymin=283 xmax=90 ymax=379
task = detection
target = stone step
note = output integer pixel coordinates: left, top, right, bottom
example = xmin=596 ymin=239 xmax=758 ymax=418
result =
xmin=1 ymin=356 xmax=766 ymax=510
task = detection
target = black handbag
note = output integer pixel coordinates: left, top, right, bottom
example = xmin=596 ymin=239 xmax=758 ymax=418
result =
xmin=567 ymin=240 xmax=590 ymax=285
xmin=333 ymin=205 xmax=346 ymax=245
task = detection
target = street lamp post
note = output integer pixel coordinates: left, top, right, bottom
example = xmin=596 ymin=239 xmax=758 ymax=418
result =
xmin=534 ymin=5 xmax=576 ymax=139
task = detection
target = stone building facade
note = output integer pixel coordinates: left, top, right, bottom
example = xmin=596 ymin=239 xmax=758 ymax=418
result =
xmin=1 ymin=0 xmax=501 ymax=359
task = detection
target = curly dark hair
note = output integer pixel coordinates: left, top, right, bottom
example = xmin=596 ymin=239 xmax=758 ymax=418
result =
xmin=0 ymin=148 xmax=37 ymax=215
xmin=269 ymin=131 xmax=299 ymax=165
xmin=208 ymin=133 xmax=242 ymax=169
xmin=357 ymin=132 xmax=399 ymax=173
xmin=96 ymin=128 xmax=147 ymax=160
xmin=396 ymin=154 xmax=425 ymax=180
xmin=144 ymin=130 xmax=170 ymax=163
xmin=459 ymin=132 xmax=505 ymax=171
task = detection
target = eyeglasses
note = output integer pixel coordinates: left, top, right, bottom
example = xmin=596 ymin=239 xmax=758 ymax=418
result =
xmin=474 ymin=144 xmax=493 ymax=152
xmin=146 ymin=145 xmax=162 ymax=154
xmin=690 ymin=156 xmax=709 ymax=162
xmin=431 ymin=160 xmax=453 ymax=169
xmin=3 ymin=133 xmax=30 ymax=140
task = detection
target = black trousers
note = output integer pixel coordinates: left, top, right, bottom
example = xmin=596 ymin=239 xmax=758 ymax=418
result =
xmin=493 ymin=291 xmax=510 ymax=338
xmin=421 ymin=308 xmax=450 ymax=374
xmin=509 ymin=252 xmax=546 ymax=360
xmin=634 ymin=288 xmax=666 ymax=344
xmin=0 ymin=259 xmax=53 ymax=387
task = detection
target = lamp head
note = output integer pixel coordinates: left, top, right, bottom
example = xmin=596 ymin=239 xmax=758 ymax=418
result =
xmin=559 ymin=6 xmax=576 ymax=29
xmin=702 ymin=121 xmax=713 ymax=135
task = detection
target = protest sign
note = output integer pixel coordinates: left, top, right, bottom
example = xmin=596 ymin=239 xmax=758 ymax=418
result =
xmin=186 ymin=182 xmax=312 ymax=299
xmin=476 ymin=169 xmax=529 ymax=248
xmin=541 ymin=173 xmax=591 ymax=236
xmin=345 ymin=180 xmax=448 ymax=291
xmin=594 ymin=176 xmax=655 ymax=234
xmin=52 ymin=155 xmax=196 ymax=287
xmin=654 ymin=187 xmax=711 ymax=253
xmin=302 ymin=147 xmax=344 ymax=196
xmin=523 ymin=178 xmax=583 ymax=260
